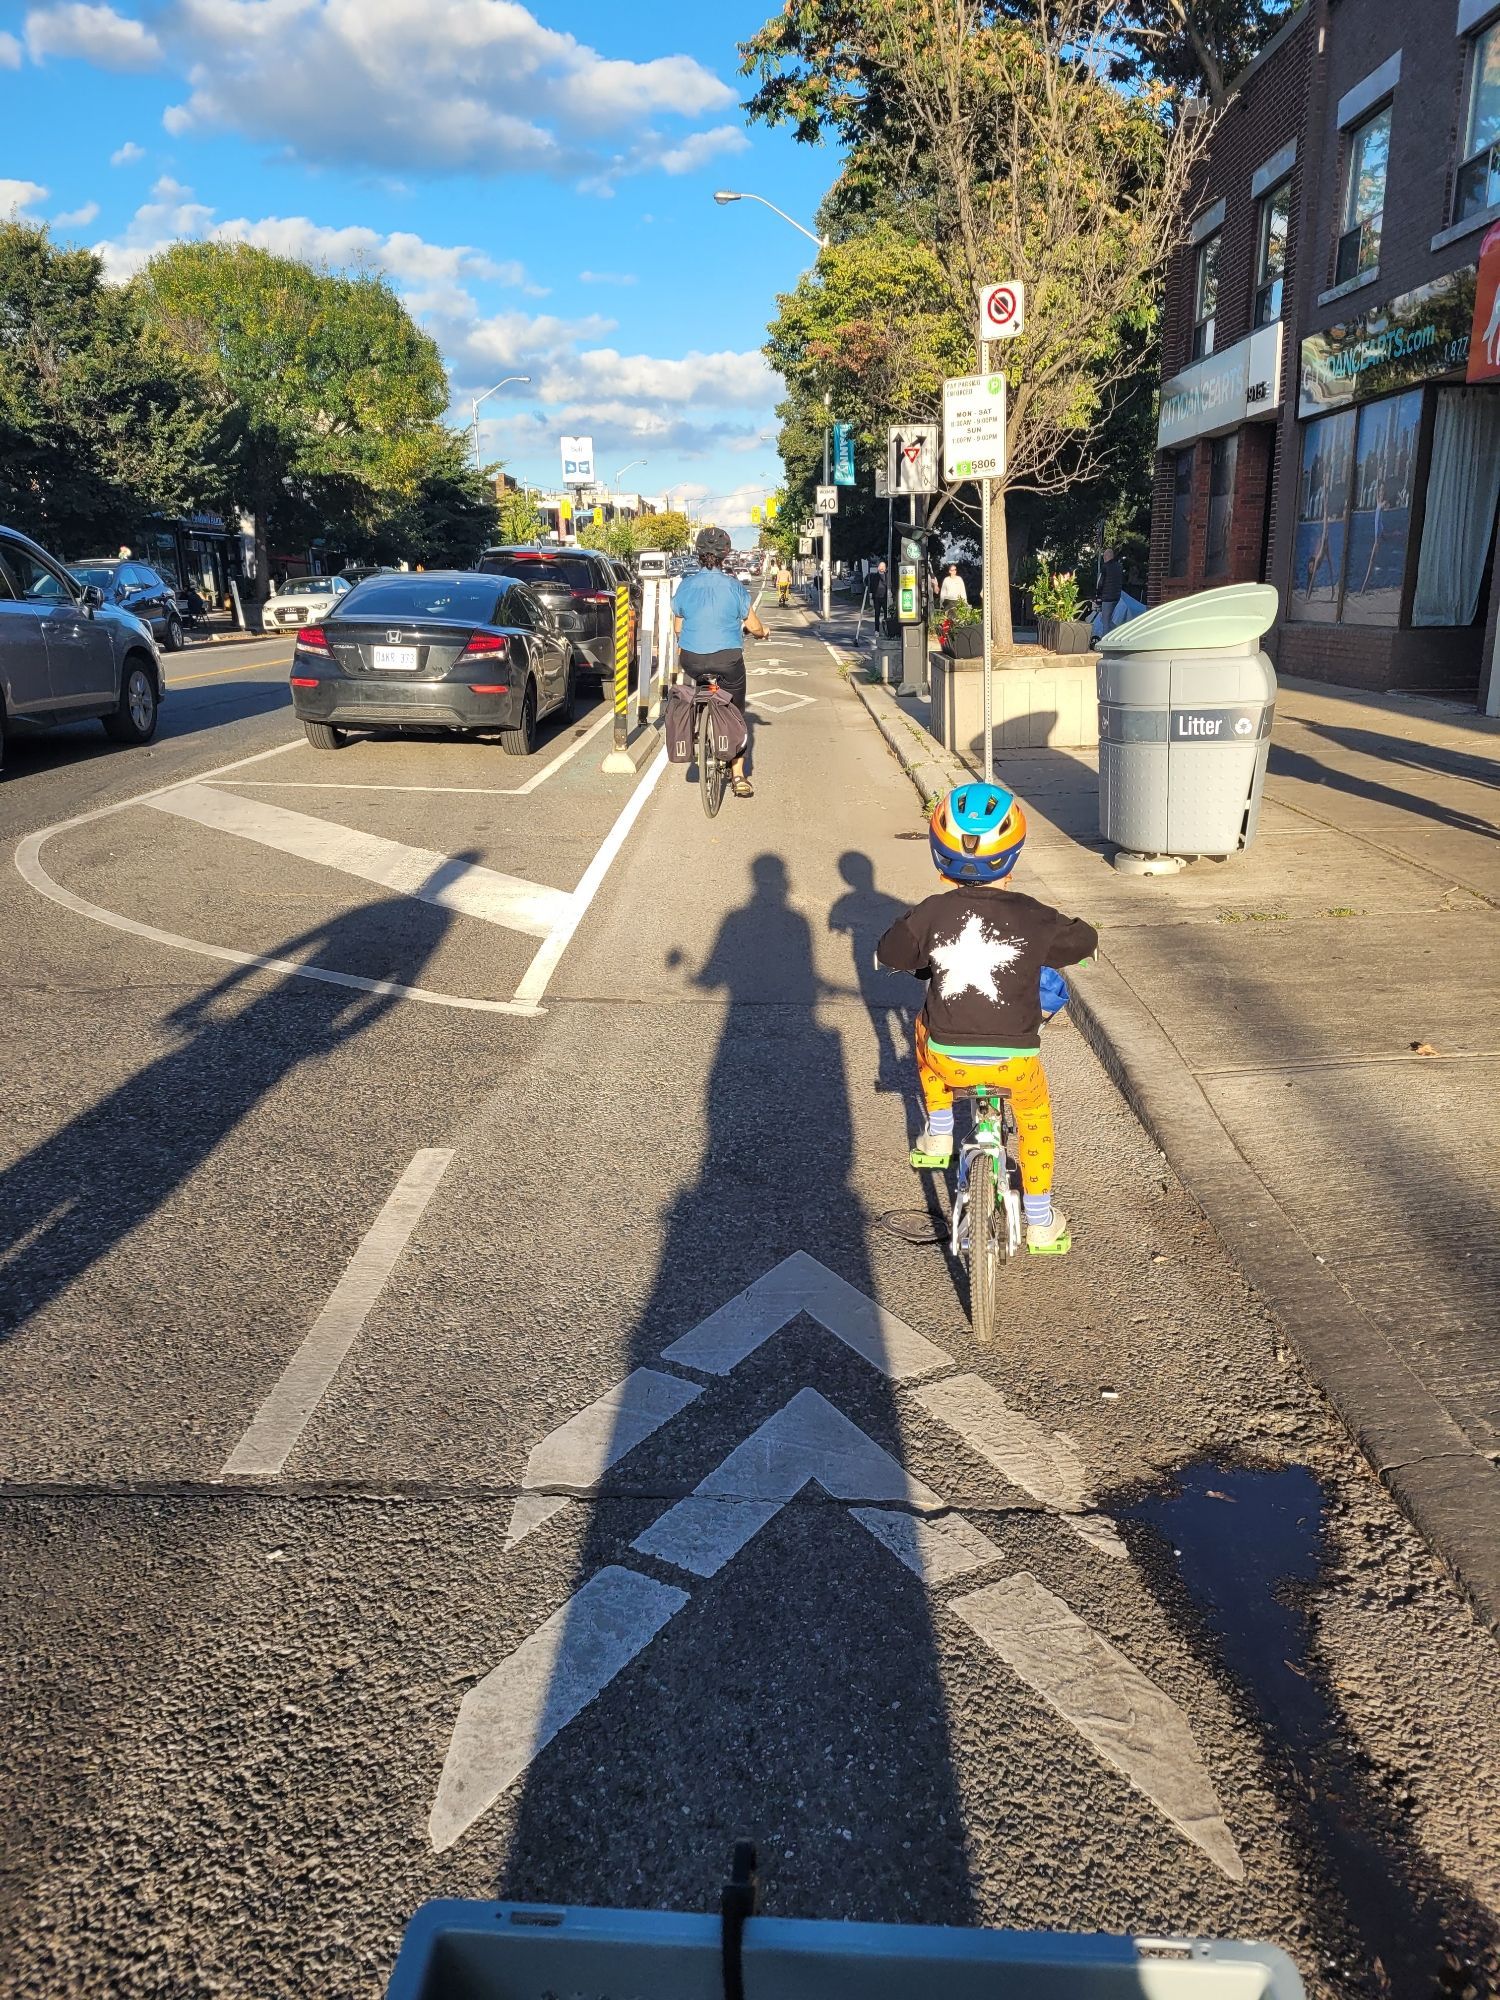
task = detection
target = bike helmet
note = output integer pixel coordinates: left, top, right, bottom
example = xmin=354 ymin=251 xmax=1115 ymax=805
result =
xmin=695 ymin=525 xmax=732 ymax=565
xmin=929 ymin=782 xmax=1027 ymax=884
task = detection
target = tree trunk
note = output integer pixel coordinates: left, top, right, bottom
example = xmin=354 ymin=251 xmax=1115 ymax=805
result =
xmin=987 ymin=487 xmax=1015 ymax=652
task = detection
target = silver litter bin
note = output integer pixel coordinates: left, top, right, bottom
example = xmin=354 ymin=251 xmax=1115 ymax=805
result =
xmin=1097 ymin=583 xmax=1279 ymax=874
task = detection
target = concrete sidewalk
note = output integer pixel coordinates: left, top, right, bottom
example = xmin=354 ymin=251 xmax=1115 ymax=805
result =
xmin=826 ymin=611 xmax=1500 ymax=1631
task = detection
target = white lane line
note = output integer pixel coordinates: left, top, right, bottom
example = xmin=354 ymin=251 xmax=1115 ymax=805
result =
xmin=631 ymin=1388 xmax=946 ymax=1580
xmin=513 ymin=745 xmax=669 ymax=1006
xmin=220 ymin=1148 xmax=454 ymax=1477
xmin=505 ymin=1366 xmax=704 ymax=1548
xmin=913 ymin=1373 xmax=1127 ymax=1559
xmin=14 ymin=740 xmax=542 ymax=1015
xmin=850 ymin=1507 xmax=1005 ymax=1584
xmin=147 ymin=784 xmax=570 ymax=938
xmin=511 ymin=706 xmax=615 ymax=793
xmin=948 ymin=1572 xmax=1244 ymax=1880
xmin=660 ymin=1249 xmax=950 ymax=1382
xmin=430 ymin=1566 xmax=688 ymax=1852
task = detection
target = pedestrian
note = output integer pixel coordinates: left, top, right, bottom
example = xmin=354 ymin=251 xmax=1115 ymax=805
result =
xmin=870 ymin=559 xmax=890 ymax=633
xmin=1097 ymin=545 xmax=1123 ymax=632
xmin=939 ymin=563 xmax=968 ymax=607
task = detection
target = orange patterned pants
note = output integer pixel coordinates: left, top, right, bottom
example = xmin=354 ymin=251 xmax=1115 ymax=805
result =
xmin=915 ymin=1018 xmax=1055 ymax=1196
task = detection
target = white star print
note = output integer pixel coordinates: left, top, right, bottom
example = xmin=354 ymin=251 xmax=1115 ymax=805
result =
xmin=929 ymin=913 xmax=1022 ymax=1002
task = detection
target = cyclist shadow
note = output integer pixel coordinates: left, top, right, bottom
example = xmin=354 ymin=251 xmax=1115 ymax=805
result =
xmin=491 ymin=850 xmax=980 ymax=1927
xmin=828 ymin=850 xmax=917 ymax=1102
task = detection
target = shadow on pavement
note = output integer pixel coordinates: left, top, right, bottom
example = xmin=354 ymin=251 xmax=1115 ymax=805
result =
xmin=0 ymin=864 xmax=469 ymax=1346
xmin=1269 ymin=737 xmax=1498 ymax=842
xmin=491 ymin=851 xmax=979 ymax=1926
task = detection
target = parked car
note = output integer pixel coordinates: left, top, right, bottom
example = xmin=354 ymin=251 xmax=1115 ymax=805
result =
xmin=263 ymin=573 xmax=352 ymax=631
xmin=70 ymin=557 xmax=185 ymax=651
xmin=0 ymin=524 xmax=163 ymax=775
xmin=287 ymin=568 xmax=581 ymax=756
xmin=475 ymin=546 xmax=638 ymax=679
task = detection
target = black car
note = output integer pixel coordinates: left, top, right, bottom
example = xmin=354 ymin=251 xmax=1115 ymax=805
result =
xmin=476 ymin=546 xmax=638 ymax=680
xmin=70 ymin=559 xmax=185 ymax=651
xmin=287 ymin=569 xmax=581 ymax=756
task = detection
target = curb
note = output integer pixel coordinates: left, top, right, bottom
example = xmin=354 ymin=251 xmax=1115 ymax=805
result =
xmin=601 ymin=719 xmax=662 ymax=774
xmin=845 ymin=669 xmax=1500 ymax=1632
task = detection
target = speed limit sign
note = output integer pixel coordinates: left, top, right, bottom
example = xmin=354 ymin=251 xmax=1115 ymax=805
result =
xmin=978 ymin=280 xmax=1025 ymax=342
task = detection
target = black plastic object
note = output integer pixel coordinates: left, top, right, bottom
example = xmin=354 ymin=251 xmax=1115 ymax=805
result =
xmin=720 ymin=1841 xmax=760 ymax=2000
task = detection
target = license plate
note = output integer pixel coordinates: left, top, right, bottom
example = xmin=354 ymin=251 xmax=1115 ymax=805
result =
xmin=371 ymin=646 xmax=418 ymax=671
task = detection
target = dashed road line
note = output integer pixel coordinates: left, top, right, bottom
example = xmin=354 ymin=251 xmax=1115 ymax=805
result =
xmin=220 ymin=1148 xmax=454 ymax=1478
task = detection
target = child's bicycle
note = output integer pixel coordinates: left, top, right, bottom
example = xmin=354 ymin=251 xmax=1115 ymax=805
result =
xmin=948 ymin=1083 xmax=1022 ymax=1346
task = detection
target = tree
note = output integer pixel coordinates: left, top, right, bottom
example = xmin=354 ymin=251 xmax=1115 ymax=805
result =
xmin=496 ymin=483 xmax=546 ymax=544
xmin=1115 ymin=0 xmax=1295 ymax=108
xmin=0 ymin=220 xmax=224 ymax=554
xmin=744 ymin=0 xmax=1211 ymax=647
xmin=134 ymin=241 xmax=452 ymax=597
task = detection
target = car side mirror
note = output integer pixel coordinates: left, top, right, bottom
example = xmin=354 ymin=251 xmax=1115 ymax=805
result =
xmin=81 ymin=584 xmax=105 ymax=611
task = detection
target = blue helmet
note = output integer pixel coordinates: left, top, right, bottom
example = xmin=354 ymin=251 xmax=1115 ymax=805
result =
xmin=928 ymin=782 xmax=1028 ymax=884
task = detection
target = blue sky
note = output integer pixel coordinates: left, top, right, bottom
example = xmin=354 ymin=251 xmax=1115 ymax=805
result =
xmin=0 ymin=0 xmax=838 ymax=535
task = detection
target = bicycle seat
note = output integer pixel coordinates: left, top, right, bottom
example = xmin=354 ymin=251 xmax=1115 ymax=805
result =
xmin=951 ymin=1084 xmax=1012 ymax=1103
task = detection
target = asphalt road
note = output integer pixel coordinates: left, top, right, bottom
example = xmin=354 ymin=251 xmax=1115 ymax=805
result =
xmin=1 ymin=609 xmax=1497 ymax=1999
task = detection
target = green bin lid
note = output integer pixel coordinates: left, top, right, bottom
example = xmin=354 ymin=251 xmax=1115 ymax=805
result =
xmin=1102 ymin=583 xmax=1279 ymax=654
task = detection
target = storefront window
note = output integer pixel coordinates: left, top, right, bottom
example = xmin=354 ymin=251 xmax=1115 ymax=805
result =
xmin=1336 ymin=105 xmax=1390 ymax=287
xmin=1290 ymin=391 xmax=1421 ymax=625
xmin=1192 ymin=233 xmax=1220 ymax=360
xmin=1205 ymin=433 xmax=1238 ymax=577
xmin=1413 ymin=388 xmax=1500 ymax=626
xmin=1169 ymin=447 xmax=1195 ymax=575
xmin=1255 ymin=180 xmax=1291 ymax=326
xmin=1456 ymin=23 xmax=1500 ymax=224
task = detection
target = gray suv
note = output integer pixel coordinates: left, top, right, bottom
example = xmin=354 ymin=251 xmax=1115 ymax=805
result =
xmin=0 ymin=525 xmax=164 ymax=775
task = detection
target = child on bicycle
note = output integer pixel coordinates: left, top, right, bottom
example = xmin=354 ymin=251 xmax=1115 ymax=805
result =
xmin=876 ymin=784 xmax=1097 ymax=1255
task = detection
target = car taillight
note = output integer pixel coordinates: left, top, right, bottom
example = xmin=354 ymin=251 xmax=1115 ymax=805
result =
xmin=468 ymin=684 xmax=510 ymax=695
xmin=458 ymin=631 xmax=507 ymax=661
xmin=296 ymin=625 xmax=330 ymax=653
xmin=576 ymin=591 xmax=614 ymax=605
xmin=289 ymin=676 xmax=320 ymax=688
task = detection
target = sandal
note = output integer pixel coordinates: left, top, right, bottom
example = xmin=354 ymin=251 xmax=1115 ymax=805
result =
xmin=732 ymin=776 xmax=754 ymax=798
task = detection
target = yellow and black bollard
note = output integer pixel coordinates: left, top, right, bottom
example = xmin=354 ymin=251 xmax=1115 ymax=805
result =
xmin=612 ymin=583 xmax=630 ymax=754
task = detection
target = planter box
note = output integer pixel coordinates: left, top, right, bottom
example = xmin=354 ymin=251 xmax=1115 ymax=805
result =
xmin=1052 ymin=618 xmax=1093 ymax=654
xmin=943 ymin=623 xmax=984 ymax=659
xmin=930 ymin=649 xmax=1100 ymax=754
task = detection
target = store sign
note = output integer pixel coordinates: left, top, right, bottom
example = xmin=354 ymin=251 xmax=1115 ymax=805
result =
xmin=1467 ymin=223 xmax=1500 ymax=384
xmin=1299 ymin=267 xmax=1476 ymax=416
xmin=1157 ymin=324 xmax=1284 ymax=450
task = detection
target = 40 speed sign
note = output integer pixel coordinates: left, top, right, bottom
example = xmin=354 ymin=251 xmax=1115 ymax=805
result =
xmin=942 ymin=372 xmax=1007 ymax=481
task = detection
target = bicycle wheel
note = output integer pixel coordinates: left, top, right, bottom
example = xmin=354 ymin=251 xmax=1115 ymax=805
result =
xmin=698 ymin=698 xmax=726 ymax=818
xmin=968 ymin=1152 xmax=1003 ymax=1345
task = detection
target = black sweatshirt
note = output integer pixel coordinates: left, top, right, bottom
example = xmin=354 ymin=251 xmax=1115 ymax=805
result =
xmin=877 ymin=886 xmax=1098 ymax=1051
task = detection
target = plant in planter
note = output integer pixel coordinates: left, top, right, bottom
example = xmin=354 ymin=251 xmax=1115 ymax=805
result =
xmin=937 ymin=598 xmax=984 ymax=658
xmin=1030 ymin=565 xmax=1091 ymax=654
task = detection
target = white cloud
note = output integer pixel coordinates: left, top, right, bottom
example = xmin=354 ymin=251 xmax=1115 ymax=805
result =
xmin=539 ymin=346 xmax=777 ymax=410
xmin=54 ymin=200 xmax=101 ymax=227
xmin=579 ymin=270 xmax=637 ymax=287
xmin=0 ymin=30 xmax=22 ymax=65
xmin=0 ymin=179 xmax=49 ymax=216
xmin=110 ymin=139 xmax=145 ymax=165
xmin=95 ymin=0 xmax=741 ymax=184
xmin=657 ymin=125 xmax=751 ymax=176
xmin=24 ymin=3 xmax=162 ymax=69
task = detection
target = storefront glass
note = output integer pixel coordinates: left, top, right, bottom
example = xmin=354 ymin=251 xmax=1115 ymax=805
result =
xmin=1169 ymin=448 xmax=1194 ymax=575
xmin=1290 ymin=391 xmax=1420 ymax=624
xmin=1205 ymin=432 xmax=1239 ymax=577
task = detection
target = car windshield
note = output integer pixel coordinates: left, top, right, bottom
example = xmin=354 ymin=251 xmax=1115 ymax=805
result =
xmin=482 ymin=552 xmax=594 ymax=592
xmin=335 ymin=577 xmax=501 ymax=622
xmin=70 ymin=566 xmax=119 ymax=588
xmin=282 ymin=577 xmax=337 ymax=593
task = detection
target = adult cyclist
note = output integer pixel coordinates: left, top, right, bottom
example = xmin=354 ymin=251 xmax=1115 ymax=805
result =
xmin=673 ymin=525 xmax=766 ymax=799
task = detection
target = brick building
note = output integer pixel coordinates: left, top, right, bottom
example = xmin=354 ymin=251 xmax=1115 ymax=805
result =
xmin=1148 ymin=0 xmax=1500 ymax=708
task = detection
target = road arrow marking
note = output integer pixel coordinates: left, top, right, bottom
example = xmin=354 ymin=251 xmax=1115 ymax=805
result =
xmin=429 ymin=1566 xmax=688 ymax=1853
xmin=660 ymin=1250 xmax=949 ymax=1382
xmin=949 ymin=1572 xmax=1244 ymax=1880
xmin=850 ymin=1506 xmax=1005 ymax=1583
xmin=506 ymin=1367 xmax=704 ymax=1548
xmin=631 ymin=1387 xmax=948 ymax=1578
xmin=147 ymin=783 xmax=571 ymax=938
xmin=913 ymin=1374 xmax=1127 ymax=1559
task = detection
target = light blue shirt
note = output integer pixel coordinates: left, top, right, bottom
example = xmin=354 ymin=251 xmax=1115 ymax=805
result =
xmin=673 ymin=568 xmax=750 ymax=653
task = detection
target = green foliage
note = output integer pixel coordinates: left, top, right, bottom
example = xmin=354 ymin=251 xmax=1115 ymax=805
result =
xmin=496 ymin=484 xmax=547 ymax=544
xmin=1030 ymin=564 xmax=1084 ymax=622
xmin=0 ymin=220 xmax=225 ymax=554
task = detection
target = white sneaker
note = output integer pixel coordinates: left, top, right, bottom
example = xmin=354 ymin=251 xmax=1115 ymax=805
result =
xmin=1026 ymin=1209 xmax=1071 ymax=1256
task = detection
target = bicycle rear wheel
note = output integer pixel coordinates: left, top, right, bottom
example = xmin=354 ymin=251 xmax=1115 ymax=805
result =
xmin=968 ymin=1153 xmax=1003 ymax=1345
xmin=698 ymin=698 xmax=726 ymax=818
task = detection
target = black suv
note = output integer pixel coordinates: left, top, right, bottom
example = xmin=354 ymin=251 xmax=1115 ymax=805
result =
xmin=69 ymin=559 xmax=185 ymax=651
xmin=477 ymin=546 xmax=638 ymax=679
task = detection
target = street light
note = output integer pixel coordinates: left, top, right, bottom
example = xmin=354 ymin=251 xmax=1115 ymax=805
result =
xmin=470 ymin=374 xmax=531 ymax=472
xmin=713 ymin=190 xmax=827 ymax=250
xmin=612 ymin=458 xmax=646 ymax=503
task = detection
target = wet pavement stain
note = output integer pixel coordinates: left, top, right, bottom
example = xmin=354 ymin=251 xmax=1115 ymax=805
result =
xmin=1127 ymin=1462 xmax=1496 ymax=1999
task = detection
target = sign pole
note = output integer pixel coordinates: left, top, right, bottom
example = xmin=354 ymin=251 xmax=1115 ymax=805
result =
xmin=980 ymin=337 xmax=995 ymax=782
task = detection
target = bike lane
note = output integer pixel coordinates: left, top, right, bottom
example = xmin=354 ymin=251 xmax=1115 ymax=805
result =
xmin=4 ymin=606 xmax=1498 ymax=1996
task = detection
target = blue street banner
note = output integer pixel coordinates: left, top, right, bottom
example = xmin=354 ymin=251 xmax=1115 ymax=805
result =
xmin=832 ymin=422 xmax=856 ymax=486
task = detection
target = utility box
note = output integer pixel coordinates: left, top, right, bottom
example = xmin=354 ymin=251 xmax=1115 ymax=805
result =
xmin=1097 ymin=584 xmax=1279 ymax=866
